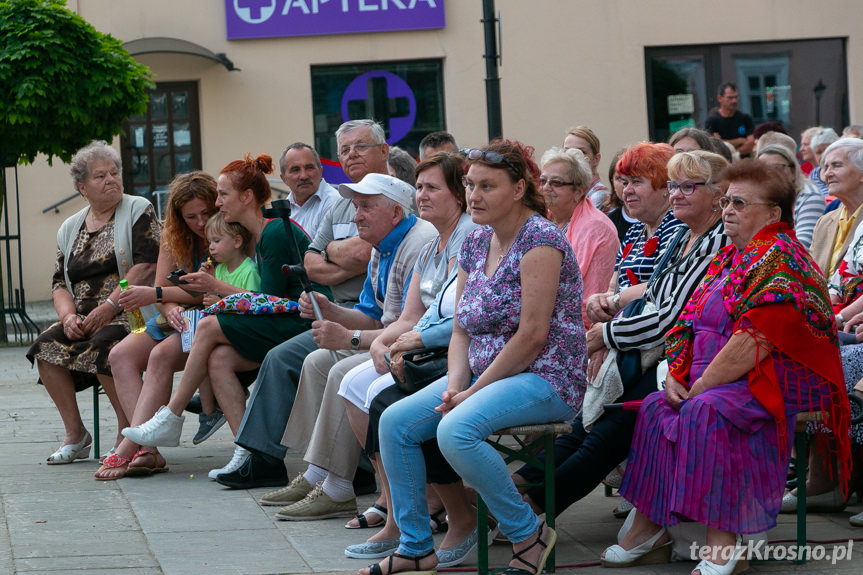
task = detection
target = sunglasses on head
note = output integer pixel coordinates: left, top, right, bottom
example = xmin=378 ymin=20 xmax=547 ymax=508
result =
xmin=460 ymin=148 xmax=523 ymax=179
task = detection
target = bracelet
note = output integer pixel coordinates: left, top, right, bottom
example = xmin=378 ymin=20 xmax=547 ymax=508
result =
xmin=106 ymin=297 xmax=121 ymax=312
xmin=155 ymin=286 xmax=163 ymax=303
xmin=837 ymin=313 xmax=846 ymax=328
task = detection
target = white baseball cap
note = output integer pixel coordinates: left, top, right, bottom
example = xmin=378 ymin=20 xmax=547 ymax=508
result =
xmin=338 ymin=173 xmax=415 ymax=212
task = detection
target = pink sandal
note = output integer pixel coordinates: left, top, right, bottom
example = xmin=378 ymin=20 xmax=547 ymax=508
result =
xmin=94 ymin=453 xmax=131 ymax=481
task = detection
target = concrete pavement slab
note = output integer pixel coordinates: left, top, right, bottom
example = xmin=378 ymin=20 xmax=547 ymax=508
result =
xmin=3 ymin=344 xmax=863 ymax=574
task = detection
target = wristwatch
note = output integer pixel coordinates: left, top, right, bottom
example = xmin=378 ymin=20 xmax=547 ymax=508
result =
xmin=350 ymin=330 xmax=361 ymax=350
xmin=611 ymin=293 xmax=621 ymax=311
xmin=321 ymin=249 xmax=329 ymax=263
xmin=155 ymin=286 xmax=163 ymax=303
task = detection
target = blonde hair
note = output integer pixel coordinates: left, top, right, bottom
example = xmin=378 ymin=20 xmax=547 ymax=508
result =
xmin=667 ymin=150 xmax=728 ymax=188
xmin=205 ymin=212 xmax=254 ymax=253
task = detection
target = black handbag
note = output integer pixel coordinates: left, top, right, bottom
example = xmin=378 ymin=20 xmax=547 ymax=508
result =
xmin=391 ymin=346 xmax=448 ymax=395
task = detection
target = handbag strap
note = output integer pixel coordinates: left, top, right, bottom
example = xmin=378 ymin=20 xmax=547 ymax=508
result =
xmin=646 ymin=226 xmax=687 ymax=289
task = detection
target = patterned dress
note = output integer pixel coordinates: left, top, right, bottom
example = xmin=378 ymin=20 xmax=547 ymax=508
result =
xmin=27 ymin=206 xmax=161 ymax=391
xmin=456 ymin=214 xmax=587 ymax=410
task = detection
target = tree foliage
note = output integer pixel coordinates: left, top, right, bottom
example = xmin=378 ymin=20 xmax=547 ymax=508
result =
xmin=0 ymin=0 xmax=153 ymax=166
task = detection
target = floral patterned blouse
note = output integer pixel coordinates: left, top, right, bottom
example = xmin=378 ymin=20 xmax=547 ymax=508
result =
xmin=456 ymin=214 xmax=587 ymax=410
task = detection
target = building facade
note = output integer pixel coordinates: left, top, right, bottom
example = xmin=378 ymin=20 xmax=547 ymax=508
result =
xmin=8 ymin=0 xmax=862 ymax=300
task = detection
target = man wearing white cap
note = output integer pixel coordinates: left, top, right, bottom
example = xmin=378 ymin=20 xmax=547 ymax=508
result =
xmin=218 ymin=171 xmax=435 ymax=504
xmin=250 ymin=173 xmax=435 ymax=521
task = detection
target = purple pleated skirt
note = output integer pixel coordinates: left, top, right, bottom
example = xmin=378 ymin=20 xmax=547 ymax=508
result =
xmin=619 ymin=271 xmax=824 ymax=534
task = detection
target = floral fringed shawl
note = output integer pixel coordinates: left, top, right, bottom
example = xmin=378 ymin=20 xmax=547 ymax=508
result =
xmin=665 ymin=222 xmax=851 ymax=494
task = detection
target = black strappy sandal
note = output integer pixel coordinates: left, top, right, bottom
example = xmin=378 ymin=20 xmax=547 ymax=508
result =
xmin=501 ymin=521 xmax=557 ymax=575
xmin=368 ymin=550 xmax=437 ymax=575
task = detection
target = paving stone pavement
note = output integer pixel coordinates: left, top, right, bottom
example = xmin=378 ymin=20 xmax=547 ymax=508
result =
xmin=1 ymin=344 xmax=863 ymax=574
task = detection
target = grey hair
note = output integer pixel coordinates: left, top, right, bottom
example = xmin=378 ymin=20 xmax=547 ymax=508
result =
xmin=279 ymin=142 xmax=321 ymax=175
xmin=539 ymin=146 xmax=592 ymax=191
xmin=801 ymin=126 xmax=822 ymax=140
xmin=811 ymin=127 xmax=840 ymax=150
xmin=336 ymin=119 xmax=387 ymax=145
xmin=387 ymin=146 xmax=417 ymax=186
xmin=843 ymin=125 xmax=863 ymax=138
xmin=377 ymin=194 xmax=409 ymax=220
xmin=823 ymin=137 xmax=863 ymax=174
xmin=757 ymin=144 xmax=805 ymax=194
xmin=755 ymin=131 xmax=798 ymax=156
xmin=70 ymin=140 xmax=122 ymax=194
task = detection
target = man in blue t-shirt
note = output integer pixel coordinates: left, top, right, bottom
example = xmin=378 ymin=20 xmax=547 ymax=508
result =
xmin=705 ymin=82 xmax=755 ymax=157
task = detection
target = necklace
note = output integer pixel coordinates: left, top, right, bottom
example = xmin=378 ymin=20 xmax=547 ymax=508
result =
xmin=494 ymin=235 xmax=515 ymax=265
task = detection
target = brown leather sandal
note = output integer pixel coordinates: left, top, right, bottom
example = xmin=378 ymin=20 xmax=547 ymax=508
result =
xmin=125 ymin=449 xmax=169 ymax=477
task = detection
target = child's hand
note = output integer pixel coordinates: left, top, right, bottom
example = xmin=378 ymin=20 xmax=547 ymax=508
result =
xmin=199 ymin=258 xmax=215 ymax=276
xmin=202 ymin=293 xmax=220 ymax=306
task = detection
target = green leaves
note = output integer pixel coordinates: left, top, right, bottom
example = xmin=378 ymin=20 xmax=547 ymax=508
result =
xmin=0 ymin=0 xmax=153 ymax=166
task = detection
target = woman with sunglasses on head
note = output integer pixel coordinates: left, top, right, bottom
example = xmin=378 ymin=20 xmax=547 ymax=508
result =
xmin=602 ymin=159 xmax=850 ymax=575
xmin=367 ymin=141 xmax=586 ymax=575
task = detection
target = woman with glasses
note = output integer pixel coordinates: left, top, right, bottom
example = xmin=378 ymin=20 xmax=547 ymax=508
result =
xmin=757 ymin=143 xmax=825 ymax=248
xmin=513 ymin=151 xmax=730 ymax=529
xmin=368 ymin=141 xmax=585 ymax=575
xmin=540 ymin=146 xmax=618 ymax=328
xmin=603 ymin=159 xmax=850 ymax=575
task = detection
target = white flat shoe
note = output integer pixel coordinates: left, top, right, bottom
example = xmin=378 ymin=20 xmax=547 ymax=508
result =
xmin=122 ymin=406 xmax=184 ymax=447
xmin=850 ymin=511 xmax=863 ymax=526
xmin=692 ymin=535 xmax=748 ymax=575
xmin=47 ymin=430 xmax=92 ymax=464
xmin=601 ymin=527 xmax=671 ymax=567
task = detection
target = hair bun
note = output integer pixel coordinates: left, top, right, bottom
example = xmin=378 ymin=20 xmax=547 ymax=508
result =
xmin=242 ymin=153 xmax=274 ymax=175
xmin=254 ymin=154 xmax=274 ymax=175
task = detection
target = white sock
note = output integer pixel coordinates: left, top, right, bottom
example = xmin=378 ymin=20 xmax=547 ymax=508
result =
xmin=321 ymin=473 xmax=355 ymax=502
xmin=303 ymin=464 xmax=327 ymax=486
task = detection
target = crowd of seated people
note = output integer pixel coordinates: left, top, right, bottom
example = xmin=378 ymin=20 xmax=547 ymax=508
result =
xmin=31 ymin=118 xmax=863 ymax=575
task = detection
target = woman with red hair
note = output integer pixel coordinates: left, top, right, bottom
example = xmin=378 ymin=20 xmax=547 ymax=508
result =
xmin=120 ymin=154 xmax=330 ymax=473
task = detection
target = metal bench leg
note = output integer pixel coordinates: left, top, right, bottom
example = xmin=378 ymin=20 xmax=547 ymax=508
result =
xmin=477 ymin=494 xmax=489 ymax=575
xmin=92 ymin=384 xmax=100 ymax=459
xmin=794 ymin=428 xmax=807 ymax=564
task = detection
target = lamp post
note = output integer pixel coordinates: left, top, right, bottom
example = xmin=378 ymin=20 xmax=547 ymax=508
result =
xmin=482 ymin=0 xmax=503 ymax=140
xmin=814 ymin=79 xmax=827 ymax=125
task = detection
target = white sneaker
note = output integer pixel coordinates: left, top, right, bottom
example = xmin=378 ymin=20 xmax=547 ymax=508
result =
xmin=121 ymin=406 xmax=185 ymax=447
xmin=209 ymin=446 xmax=251 ymax=480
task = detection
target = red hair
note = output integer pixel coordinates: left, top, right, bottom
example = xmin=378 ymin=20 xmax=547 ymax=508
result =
xmin=616 ymin=142 xmax=674 ymax=191
xmin=220 ymin=153 xmax=274 ymax=206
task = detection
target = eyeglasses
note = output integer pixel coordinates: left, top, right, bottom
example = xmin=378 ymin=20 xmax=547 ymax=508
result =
xmin=666 ymin=181 xmax=709 ymax=196
xmin=338 ymin=142 xmax=383 ymax=158
xmin=539 ymin=176 xmax=575 ymax=189
xmin=460 ymin=148 xmax=523 ymax=179
xmin=718 ymin=196 xmax=778 ymax=211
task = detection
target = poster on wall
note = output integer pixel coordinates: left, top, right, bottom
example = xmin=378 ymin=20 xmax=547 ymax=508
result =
xmin=225 ymin=0 xmax=445 ymax=40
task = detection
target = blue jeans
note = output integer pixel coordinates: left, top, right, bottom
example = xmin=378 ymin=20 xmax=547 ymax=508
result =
xmin=379 ymin=372 xmax=577 ymax=557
